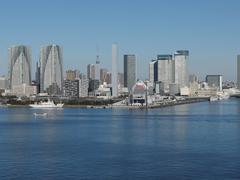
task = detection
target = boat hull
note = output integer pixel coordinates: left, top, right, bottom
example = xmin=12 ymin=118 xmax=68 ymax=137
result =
xmin=29 ymin=104 xmax=64 ymax=108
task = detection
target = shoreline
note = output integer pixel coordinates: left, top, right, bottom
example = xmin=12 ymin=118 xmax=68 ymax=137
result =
xmin=4 ymin=97 xmax=210 ymax=109
xmin=111 ymin=97 xmax=210 ymax=109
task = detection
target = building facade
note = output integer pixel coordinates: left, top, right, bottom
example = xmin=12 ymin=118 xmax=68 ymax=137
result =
xmin=118 ymin=72 xmax=124 ymax=88
xmin=79 ymin=73 xmax=89 ymax=97
xmin=66 ymin=69 xmax=80 ymax=81
xmin=8 ymin=45 xmax=31 ymax=89
xmin=100 ymin=68 xmax=108 ymax=84
xmin=112 ymin=44 xmax=118 ymax=97
xmin=174 ymin=50 xmax=189 ymax=87
xmin=35 ymin=62 xmax=40 ymax=93
xmin=87 ymin=64 xmax=96 ymax=80
xmin=40 ymin=44 xmax=63 ymax=95
xmin=206 ymin=75 xmax=223 ymax=91
xmin=149 ymin=60 xmax=158 ymax=83
xmin=88 ymin=79 xmax=100 ymax=93
xmin=12 ymin=84 xmax=37 ymax=97
xmin=156 ymin=55 xmax=174 ymax=91
xmin=0 ymin=76 xmax=8 ymax=90
xmin=124 ymin=54 xmax=136 ymax=90
xmin=63 ymin=80 xmax=79 ymax=97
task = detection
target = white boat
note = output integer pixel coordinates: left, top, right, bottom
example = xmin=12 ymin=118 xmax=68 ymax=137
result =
xmin=29 ymin=99 xmax=64 ymax=108
xmin=218 ymin=92 xmax=230 ymax=100
xmin=210 ymin=96 xmax=218 ymax=102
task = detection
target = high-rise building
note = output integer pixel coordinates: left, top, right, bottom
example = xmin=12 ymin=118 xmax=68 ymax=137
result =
xmin=35 ymin=62 xmax=40 ymax=93
xmin=174 ymin=50 xmax=189 ymax=87
xmin=88 ymin=79 xmax=100 ymax=93
xmin=112 ymin=44 xmax=118 ymax=97
xmin=156 ymin=55 xmax=174 ymax=90
xmin=237 ymin=55 xmax=240 ymax=89
xmin=118 ymin=72 xmax=124 ymax=88
xmin=100 ymin=68 xmax=108 ymax=84
xmin=79 ymin=73 xmax=89 ymax=97
xmin=63 ymin=79 xmax=79 ymax=97
xmin=106 ymin=72 xmax=112 ymax=85
xmin=40 ymin=44 xmax=63 ymax=95
xmin=8 ymin=45 xmax=31 ymax=89
xmin=206 ymin=75 xmax=223 ymax=91
xmin=124 ymin=54 xmax=136 ymax=90
xmin=87 ymin=64 xmax=96 ymax=80
xmin=149 ymin=60 xmax=158 ymax=83
xmin=149 ymin=50 xmax=189 ymax=92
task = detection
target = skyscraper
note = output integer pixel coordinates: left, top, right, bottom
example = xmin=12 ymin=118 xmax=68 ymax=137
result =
xmin=174 ymin=50 xmax=189 ymax=87
xmin=40 ymin=44 xmax=63 ymax=95
xmin=149 ymin=60 xmax=158 ymax=83
xmin=8 ymin=45 xmax=31 ymax=89
xmin=112 ymin=44 xmax=118 ymax=97
xmin=237 ymin=55 xmax=240 ymax=89
xmin=87 ymin=64 xmax=96 ymax=80
xmin=124 ymin=54 xmax=136 ymax=90
xmin=156 ymin=54 xmax=174 ymax=90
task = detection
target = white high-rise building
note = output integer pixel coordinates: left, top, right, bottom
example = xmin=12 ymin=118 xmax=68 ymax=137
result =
xmin=237 ymin=55 xmax=240 ymax=89
xmin=156 ymin=55 xmax=174 ymax=90
xmin=79 ymin=73 xmax=89 ymax=97
xmin=40 ymin=44 xmax=63 ymax=95
xmin=174 ymin=50 xmax=189 ymax=87
xmin=8 ymin=45 xmax=32 ymax=89
xmin=112 ymin=44 xmax=118 ymax=97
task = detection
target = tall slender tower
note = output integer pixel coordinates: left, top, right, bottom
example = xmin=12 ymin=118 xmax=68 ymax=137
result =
xmin=8 ymin=45 xmax=31 ymax=89
xmin=112 ymin=44 xmax=118 ymax=97
xmin=40 ymin=44 xmax=63 ymax=95
xmin=95 ymin=48 xmax=100 ymax=80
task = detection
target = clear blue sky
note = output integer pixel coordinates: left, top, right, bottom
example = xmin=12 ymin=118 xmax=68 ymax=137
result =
xmin=0 ymin=0 xmax=239 ymax=81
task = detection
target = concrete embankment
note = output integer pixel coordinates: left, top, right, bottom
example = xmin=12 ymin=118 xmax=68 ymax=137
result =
xmin=112 ymin=97 xmax=209 ymax=109
xmin=148 ymin=97 xmax=209 ymax=109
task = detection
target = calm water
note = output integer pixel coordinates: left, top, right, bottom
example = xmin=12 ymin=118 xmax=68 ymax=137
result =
xmin=0 ymin=99 xmax=240 ymax=179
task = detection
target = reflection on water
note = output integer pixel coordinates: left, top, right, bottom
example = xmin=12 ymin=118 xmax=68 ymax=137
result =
xmin=0 ymin=99 xmax=240 ymax=179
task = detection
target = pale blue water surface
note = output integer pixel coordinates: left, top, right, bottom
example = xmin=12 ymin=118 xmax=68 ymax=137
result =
xmin=0 ymin=99 xmax=240 ymax=179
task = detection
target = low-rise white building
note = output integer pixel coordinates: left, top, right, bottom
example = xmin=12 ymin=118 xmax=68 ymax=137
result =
xmin=12 ymin=84 xmax=37 ymax=97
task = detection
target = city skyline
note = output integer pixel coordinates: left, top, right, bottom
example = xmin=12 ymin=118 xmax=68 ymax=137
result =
xmin=0 ymin=0 xmax=240 ymax=80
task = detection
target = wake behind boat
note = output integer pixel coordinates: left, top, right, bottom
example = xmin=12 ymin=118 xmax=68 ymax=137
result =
xmin=33 ymin=112 xmax=48 ymax=116
xmin=29 ymin=99 xmax=64 ymax=108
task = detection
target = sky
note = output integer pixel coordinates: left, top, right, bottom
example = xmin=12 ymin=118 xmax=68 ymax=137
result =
xmin=0 ymin=0 xmax=240 ymax=81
